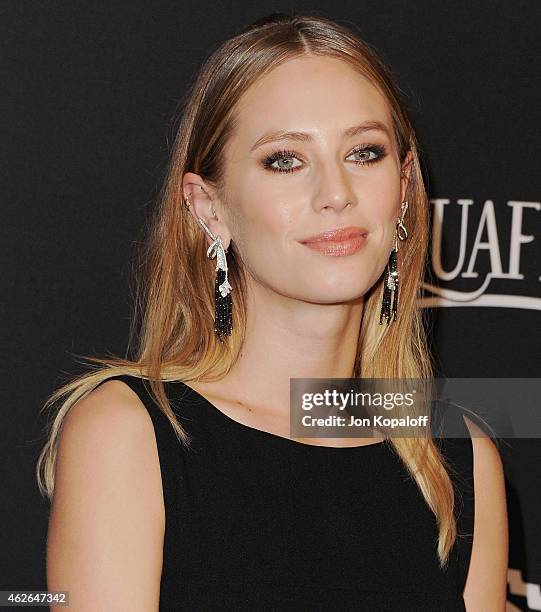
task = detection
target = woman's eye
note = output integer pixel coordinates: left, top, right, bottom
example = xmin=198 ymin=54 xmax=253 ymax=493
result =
xmin=348 ymin=146 xmax=382 ymax=164
xmin=261 ymin=144 xmax=387 ymax=174
xmin=262 ymin=150 xmax=303 ymax=173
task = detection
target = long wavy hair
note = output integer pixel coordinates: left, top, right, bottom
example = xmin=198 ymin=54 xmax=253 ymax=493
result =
xmin=36 ymin=12 xmax=459 ymax=568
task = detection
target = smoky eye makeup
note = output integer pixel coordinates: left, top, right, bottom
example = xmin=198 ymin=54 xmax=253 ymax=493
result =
xmin=260 ymin=143 xmax=388 ymax=174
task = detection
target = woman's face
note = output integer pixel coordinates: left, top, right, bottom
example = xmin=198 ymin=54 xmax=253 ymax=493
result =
xmin=219 ymin=54 xmax=411 ymax=304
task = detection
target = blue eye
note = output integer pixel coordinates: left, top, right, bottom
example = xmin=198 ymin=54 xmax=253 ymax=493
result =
xmin=261 ymin=144 xmax=387 ymax=174
xmin=262 ymin=149 xmax=302 ymax=173
xmin=348 ymin=144 xmax=387 ymax=165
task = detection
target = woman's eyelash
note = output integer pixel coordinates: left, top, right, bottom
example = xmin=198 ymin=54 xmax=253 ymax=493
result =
xmin=261 ymin=144 xmax=388 ymax=174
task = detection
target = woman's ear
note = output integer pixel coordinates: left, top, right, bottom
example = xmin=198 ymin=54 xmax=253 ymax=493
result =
xmin=182 ymin=172 xmax=232 ymax=249
xmin=399 ymin=150 xmax=414 ymax=204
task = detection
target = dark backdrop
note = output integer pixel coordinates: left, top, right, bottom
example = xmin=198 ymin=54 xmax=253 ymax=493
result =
xmin=2 ymin=2 xmax=540 ymax=610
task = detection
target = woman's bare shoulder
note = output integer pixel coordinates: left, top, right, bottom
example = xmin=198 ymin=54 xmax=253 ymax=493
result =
xmin=462 ymin=414 xmax=508 ymax=611
xmin=47 ymin=379 xmax=164 ymax=611
xmin=63 ymin=378 xmax=149 ymax=427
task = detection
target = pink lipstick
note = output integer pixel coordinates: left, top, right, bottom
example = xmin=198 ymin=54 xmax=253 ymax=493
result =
xmin=299 ymin=226 xmax=368 ymax=257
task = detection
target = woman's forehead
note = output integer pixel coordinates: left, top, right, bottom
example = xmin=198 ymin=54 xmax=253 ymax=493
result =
xmin=232 ymin=56 xmax=392 ymax=149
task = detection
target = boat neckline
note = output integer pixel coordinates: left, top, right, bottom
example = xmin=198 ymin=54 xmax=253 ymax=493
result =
xmin=180 ymin=380 xmax=388 ymax=451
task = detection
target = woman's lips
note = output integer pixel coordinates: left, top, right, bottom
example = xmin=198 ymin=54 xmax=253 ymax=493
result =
xmin=300 ymin=233 xmax=368 ymax=256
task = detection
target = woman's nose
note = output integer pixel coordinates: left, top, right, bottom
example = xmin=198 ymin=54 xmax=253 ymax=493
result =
xmin=312 ymin=162 xmax=357 ymax=213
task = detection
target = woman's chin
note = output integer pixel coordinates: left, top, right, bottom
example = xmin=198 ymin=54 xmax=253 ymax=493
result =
xmin=295 ymin=285 xmax=368 ymax=305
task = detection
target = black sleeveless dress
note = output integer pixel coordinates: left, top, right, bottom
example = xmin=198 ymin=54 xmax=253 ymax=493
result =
xmin=102 ymin=375 xmax=475 ymax=611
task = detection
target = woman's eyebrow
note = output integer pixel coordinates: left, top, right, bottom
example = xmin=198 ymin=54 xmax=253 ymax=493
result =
xmin=250 ymin=119 xmax=391 ymax=152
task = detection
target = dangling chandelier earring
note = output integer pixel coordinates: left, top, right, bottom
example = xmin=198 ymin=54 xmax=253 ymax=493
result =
xmin=185 ymin=194 xmax=233 ymax=341
xmin=380 ymin=200 xmax=409 ymax=325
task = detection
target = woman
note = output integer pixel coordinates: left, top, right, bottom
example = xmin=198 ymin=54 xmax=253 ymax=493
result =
xmin=38 ymin=12 xmax=508 ymax=611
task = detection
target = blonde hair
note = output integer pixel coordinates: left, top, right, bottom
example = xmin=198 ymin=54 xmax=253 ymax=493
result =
xmin=37 ymin=12 xmax=458 ymax=568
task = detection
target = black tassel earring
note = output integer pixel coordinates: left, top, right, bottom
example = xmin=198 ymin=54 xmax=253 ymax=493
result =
xmin=197 ymin=217 xmax=233 ymax=341
xmin=380 ymin=201 xmax=408 ymax=325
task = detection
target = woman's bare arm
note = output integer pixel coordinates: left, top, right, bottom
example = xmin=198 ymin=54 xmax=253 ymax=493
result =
xmin=462 ymin=414 xmax=509 ymax=611
xmin=47 ymin=380 xmax=165 ymax=611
